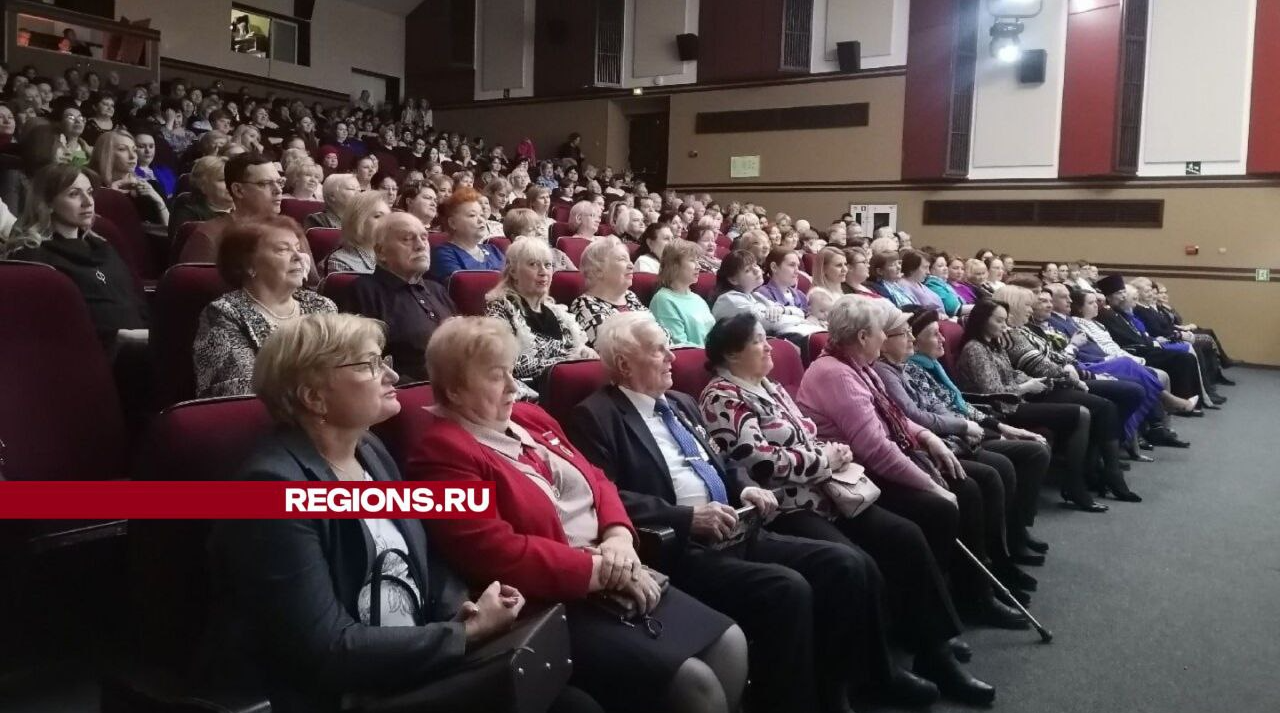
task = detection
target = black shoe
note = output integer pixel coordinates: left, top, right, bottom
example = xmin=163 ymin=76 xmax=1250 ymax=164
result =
xmin=1216 ymin=375 xmax=1236 ymax=386
xmin=1060 ymin=499 xmax=1109 ymax=513
xmin=1110 ymin=490 xmax=1143 ymax=503
xmin=1138 ymin=437 xmax=1154 ymax=451
xmin=961 ymin=595 xmax=1030 ymax=630
xmin=996 ymin=563 xmax=1038 ymax=591
xmin=1175 ymin=408 xmax=1205 ymax=417
xmin=879 ymin=666 xmax=941 ymax=707
xmin=914 ymin=647 xmax=997 ymax=707
xmin=1203 ymin=402 xmax=1222 ymax=411
xmin=1010 ymin=549 xmax=1046 ymax=567
xmin=1148 ymin=427 xmax=1190 ymax=448
xmin=1129 ymin=452 xmax=1155 ymax=463
xmin=1023 ymin=533 xmax=1049 ymax=553
xmin=1212 ymin=394 xmax=1228 ymax=405
xmin=1004 ymin=587 xmax=1032 ymax=607
xmin=949 ymin=637 xmax=972 ymax=663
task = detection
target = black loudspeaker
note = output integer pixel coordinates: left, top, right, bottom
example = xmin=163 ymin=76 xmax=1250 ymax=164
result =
xmin=676 ymin=33 xmax=699 ymax=61
xmin=836 ymin=40 xmax=861 ymax=72
xmin=1019 ymin=49 xmax=1047 ymax=84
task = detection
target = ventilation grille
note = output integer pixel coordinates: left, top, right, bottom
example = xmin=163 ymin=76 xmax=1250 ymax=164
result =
xmin=947 ymin=0 xmax=980 ymax=177
xmin=922 ymin=199 xmax=1164 ymax=228
xmin=595 ymin=0 xmax=625 ymax=86
xmin=781 ymin=0 xmax=814 ymax=71
xmin=1116 ymin=0 xmax=1149 ymax=173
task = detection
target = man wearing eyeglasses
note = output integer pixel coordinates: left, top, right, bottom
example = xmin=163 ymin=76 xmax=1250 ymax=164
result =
xmin=179 ymin=152 xmax=321 ymax=284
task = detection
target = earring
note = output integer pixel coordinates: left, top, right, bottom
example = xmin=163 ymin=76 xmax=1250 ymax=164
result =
xmin=247 ymin=268 xmax=256 ymax=278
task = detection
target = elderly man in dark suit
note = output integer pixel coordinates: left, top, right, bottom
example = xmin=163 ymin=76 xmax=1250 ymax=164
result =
xmin=567 ymin=311 xmax=940 ymax=713
xmin=1095 ymin=275 xmax=1207 ymax=403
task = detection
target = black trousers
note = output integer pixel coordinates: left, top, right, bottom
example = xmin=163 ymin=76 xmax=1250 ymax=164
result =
xmin=1004 ymin=400 xmax=1092 ymax=504
xmin=672 ymin=530 xmax=884 ymax=712
xmin=770 ymin=505 xmax=962 ymax=654
xmin=1139 ymin=348 xmax=1201 ymax=399
xmin=1083 ymin=378 xmax=1145 ymax=441
xmin=980 ymin=438 xmax=1051 ymax=534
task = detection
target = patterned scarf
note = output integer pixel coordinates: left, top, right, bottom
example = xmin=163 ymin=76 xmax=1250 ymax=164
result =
xmin=908 ymin=353 xmax=969 ymax=412
xmin=825 ymin=344 xmax=919 ymax=453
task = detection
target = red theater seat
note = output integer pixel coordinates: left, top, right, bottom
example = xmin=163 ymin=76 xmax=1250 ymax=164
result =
xmin=305 ymin=227 xmax=342 ymax=270
xmin=372 ymin=382 xmax=436 ymax=470
xmin=807 ymin=331 xmax=830 ymax=364
xmin=92 ymin=215 xmax=149 ymax=294
xmin=550 ymin=222 xmax=575 ymax=241
xmin=0 ymin=261 xmax=128 ymax=481
xmin=716 ymin=234 xmax=732 ymax=251
xmin=550 ymin=270 xmax=586 ymax=305
xmin=797 ymin=272 xmax=812 ymax=293
xmin=319 ymin=271 xmax=361 ymax=311
xmin=151 ymin=264 xmax=230 ymax=408
xmin=448 ymin=270 xmax=501 ymax=316
xmin=768 ymin=337 xmax=805 ymax=397
xmin=938 ymin=318 xmax=965 ymax=376
xmin=94 ymin=189 xmax=159 ymax=279
xmin=556 ymin=237 xmax=592 ymax=268
xmin=692 ymin=272 xmax=717 ymax=302
xmin=487 ymin=236 xmax=511 ymax=254
xmin=170 ymin=220 xmax=205 ymax=267
xmin=428 ymin=231 xmax=450 ymax=249
xmin=551 ymin=203 xmax=572 ymax=223
xmin=802 ymin=252 xmax=817 ymax=275
xmin=280 ymin=198 xmax=324 ymax=225
xmin=631 ymin=272 xmax=660 ymax=306
xmin=670 ymin=346 xmax=711 ymax=399
xmin=541 ymin=358 xmax=608 ymax=425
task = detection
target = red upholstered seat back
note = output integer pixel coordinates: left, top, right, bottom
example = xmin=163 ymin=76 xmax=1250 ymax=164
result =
xmin=129 ymin=395 xmax=273 ymax=665
xmin=372 ymin=382 xmax=436 ymax=470
xmin=807 ymin=331 xmax=830 ymax=365
xmin=541 ymin=359 xmax=608 ymax=425
xmin=556 ymin=237 xmax=592 ymax=268
xmin=551 ymin=203 xmax=572 ymax=223
xmin=0 ymin=261 xmax=127 ymax=480
xmin=94 ymin=189 xmax=159 ymax=279
xmin=939 ymin=319 xmax=965 ymax=376
xmin=714 ymin=245 xmax=730 ymax=259
xmin=801 ymin=251 xmax=817 ymax=275
xmin=428 ymin=231 xmax=450 ymax=249
xmin=631 ymin=272 xmax=661 ymax=306
xmin=151 ymin=264 xmax=230 ymax=408
xmin=487 ymin=236 xmax=511 ymax=254
xmin=91 ymin=215 xmax=148 ymax=295
xmin=670 ymin=347 xmax=711 ymax=400
xmin=692 ymin=272 xmax=717 ymax=302
xmin=796 ymin=272 xmax=812 ymax=293
xmin=598 ymin=223 xmax=615 ymax=236
xmin=550 ymin=222 xmax=576 ymax=241
xmin=768 ymin=338 xmax=805 ymax=397
xmin=305 ymin=227 xmax=342 ymax=269
xmin=170 ymin=220 xmax=205 ymax=266
xmin=449 ymin=270 xmax=502 ymax=316
xmin=319 ymin=271 xmax=361 ymax=311
xmin=550 ymin=270 xmax=586 ymax=305
xmin=280 ymin=198 xmax=324 ymax=225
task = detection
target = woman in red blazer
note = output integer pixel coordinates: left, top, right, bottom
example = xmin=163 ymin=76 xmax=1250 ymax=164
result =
xmin=406 ymin=317 xmax=748 ymax=713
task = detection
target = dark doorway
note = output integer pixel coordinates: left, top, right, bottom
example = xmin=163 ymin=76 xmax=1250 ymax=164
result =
xmin=628 ymin=112 xmax=668 ymax=192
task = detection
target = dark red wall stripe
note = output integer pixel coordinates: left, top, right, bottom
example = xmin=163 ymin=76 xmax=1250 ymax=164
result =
xmin=1059 ymin=0 xmax=1123 ymax=178
xmin=698 ymin=0 xmax=787 ymax=84
xmin=1248 ymin=0 xmax=1280 ymax=174
xmin=901 ymin=0 xmax=962 ymax=180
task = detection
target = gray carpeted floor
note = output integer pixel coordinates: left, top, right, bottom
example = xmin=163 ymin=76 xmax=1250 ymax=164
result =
xmin=877 ymin=367 xmax=1280 ymax=712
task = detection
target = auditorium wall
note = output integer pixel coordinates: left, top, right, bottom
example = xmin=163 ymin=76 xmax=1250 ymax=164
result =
xmin=115 ymin=0 xmax=405 ymax=97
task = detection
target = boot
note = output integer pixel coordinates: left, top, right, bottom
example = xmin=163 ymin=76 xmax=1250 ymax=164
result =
xmin=914 ymin=643 xmax=997 ymax=706
xmin=1099 ymin=439 xmax=1141 ymax=502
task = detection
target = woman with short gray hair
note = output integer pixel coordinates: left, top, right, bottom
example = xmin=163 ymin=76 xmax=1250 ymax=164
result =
xmin=570 ymin=236 xmax=648 ymax=347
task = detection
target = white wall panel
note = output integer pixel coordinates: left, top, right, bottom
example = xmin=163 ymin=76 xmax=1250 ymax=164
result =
xmin=475 ymin=0 xmax=535 ymax=99
xmin=968 ymin=0 xmax=1068 ymax=179
xmin=1139 ymin=0 xmax=1256 ymax=176
xmin=811 ymin=0 xmax=909 ymax=72
xmin=626 ymin=0 xmax=698 ymax=87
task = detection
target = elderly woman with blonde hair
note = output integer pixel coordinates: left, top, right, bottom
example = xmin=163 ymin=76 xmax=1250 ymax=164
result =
xmin=323 ymin=190 xmax=390 ymax=275
xmin=503 ymin=207 xmax=576 ymax=272
xmin=485 ymin=237 xmax=595 ymax=387
xmin=404 ymin=316 xmax=746 ymax=713
xmin=570 ymin=236 xmax=649 ymax=346
xmin=568 ymin=199 xmax=602 ymax=239
xmin=304 ymin=172 xmax=360 ymax=230
xmin=206 ymin=313 xmax=603 ymax=713
xmin=283 ymin=156 xmax=323 ymax=202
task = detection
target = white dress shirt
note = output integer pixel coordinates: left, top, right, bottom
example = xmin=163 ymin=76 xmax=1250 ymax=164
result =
xmin=618 ymin=386 xmax=711 ymax=507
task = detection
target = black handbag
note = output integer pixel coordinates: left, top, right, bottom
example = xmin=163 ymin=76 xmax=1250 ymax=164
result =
xmin=347 ymin=603 xmax=573 ymax=713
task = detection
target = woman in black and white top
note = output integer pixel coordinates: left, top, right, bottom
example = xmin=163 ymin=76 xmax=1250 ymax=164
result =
xmin=485 ymin=236 xmax=595 ymax=387
xmin=570 ymin=236 xmax=649 ymax=347
xmin=207 ymin=312 xmax=600 ymax=713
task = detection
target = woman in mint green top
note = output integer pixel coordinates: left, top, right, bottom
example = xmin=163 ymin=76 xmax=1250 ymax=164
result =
xmin=649 ymin=240 xmax=716 ymax=346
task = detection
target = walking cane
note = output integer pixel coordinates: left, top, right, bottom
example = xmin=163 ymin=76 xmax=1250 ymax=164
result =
xmin=955 ymin=539 xmax=1053 ymax=643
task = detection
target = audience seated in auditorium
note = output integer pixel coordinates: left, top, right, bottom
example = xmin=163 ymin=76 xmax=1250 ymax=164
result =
xmin=570 ymin=311 xmax=943 ymax=712
xmin=343 ymin=213 xmax=453 ymax=384
xmin=93 ymin=131 xmax=169 ymax=226
xmin=205 ymin=313 xmax=602 ymax=713
xmin=755 ymin=247 xmax=809 ymax=314
xmin=632 ymin=222 xmax=671 ymax=274
xmin=193 ymin=216 xmax=335 ymax=397
xmin=712 ymin=250 xmax=820 ymax=344
xmin=1154 ymin=280 xmax=1234 ymax=369
xmin=323 ymin=190 xmax=389 ymax=275
xmin=485 ymin=237 xmax=594 ymax=386
xmin=649 ymin=240 xmax=715 ymax=348
xmin=570 ymin=236 xmax=648 ymax=347
xmin=405 ymin=316 xmax=749 ymax=713
xmin=0 ymin=163 xmax=147 ymax=348
xmin=1131 ymin=276 xmax=1228 ymax=396
xmin=429 ymin=186 xmax=504 ymax=282
xmin=700 ymin=311 xmax=997 ymax=706
xmin=504 ymin=207 xmax=576 ymax=271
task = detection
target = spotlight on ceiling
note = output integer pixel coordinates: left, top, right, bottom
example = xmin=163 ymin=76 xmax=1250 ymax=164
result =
xmin=990 ymin=19 xmax=1024 ymax=63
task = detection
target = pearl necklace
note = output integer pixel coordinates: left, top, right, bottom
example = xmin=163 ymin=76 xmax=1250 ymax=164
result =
xmin=247 ymin=291 xmax=299 ymax=321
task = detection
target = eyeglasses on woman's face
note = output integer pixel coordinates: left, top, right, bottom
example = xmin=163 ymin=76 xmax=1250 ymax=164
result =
xmin=336 ymin=354 xmax=394 ymax=380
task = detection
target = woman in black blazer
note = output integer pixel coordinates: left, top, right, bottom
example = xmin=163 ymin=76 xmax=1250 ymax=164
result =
xmin=205 ymin=313 xmax=600 ymax=713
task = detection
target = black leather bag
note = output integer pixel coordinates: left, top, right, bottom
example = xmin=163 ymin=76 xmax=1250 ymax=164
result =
xmin=347 ymin=603 xmax=573 ymax=713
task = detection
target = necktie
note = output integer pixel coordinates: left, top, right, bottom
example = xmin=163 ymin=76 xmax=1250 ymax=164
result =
xmin=653 ymin=398 xmax=728 ymax=504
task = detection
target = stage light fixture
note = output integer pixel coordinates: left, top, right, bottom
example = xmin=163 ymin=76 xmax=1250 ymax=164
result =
xmin=989 ymin=19 xmax=1024 ymax=62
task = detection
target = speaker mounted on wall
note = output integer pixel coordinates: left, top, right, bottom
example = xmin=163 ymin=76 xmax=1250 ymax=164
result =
xmin=836 ymin=40 xmax=861 ymax=73
xmin=676 ymin=33 xmax=699 ymax=61
xmin=1018 ymin=49 xmax=1047 ymax=84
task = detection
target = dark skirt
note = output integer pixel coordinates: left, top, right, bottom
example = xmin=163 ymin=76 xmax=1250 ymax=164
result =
xmin=565 ymin=586 xmax=732 ymax=712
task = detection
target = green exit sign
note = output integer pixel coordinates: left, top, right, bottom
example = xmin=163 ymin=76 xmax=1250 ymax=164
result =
xmin=1257 ymin=268 xmax=1272 ymax=282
